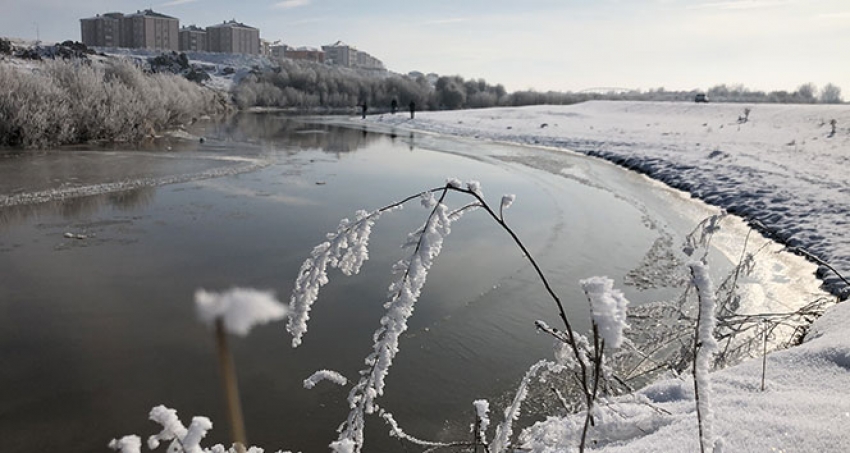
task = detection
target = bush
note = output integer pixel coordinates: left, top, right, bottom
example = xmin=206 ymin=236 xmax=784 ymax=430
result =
xmin=0 ymin=59 xmax=227 ymax=148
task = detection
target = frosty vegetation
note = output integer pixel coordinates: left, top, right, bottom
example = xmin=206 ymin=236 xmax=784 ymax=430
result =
xmin=112 ymin=179 xmax=833 ymax=452
xmin=233 ymin=56 xmax=844 ymax=110
xmin=0 ymin=57 xmax=227 ymax=148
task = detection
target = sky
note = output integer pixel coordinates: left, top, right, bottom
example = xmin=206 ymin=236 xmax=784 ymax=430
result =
xmin=1 ymin=0 xmax=848 ymax=94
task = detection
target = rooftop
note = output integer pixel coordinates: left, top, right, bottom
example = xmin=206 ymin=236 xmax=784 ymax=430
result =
xmin=181 ymin=25 xmax=207 ymax=33
xmin=126 ymin=9 xmax=177 ymax=20
xmin=207 ymin=19 xmax=258 ymax=30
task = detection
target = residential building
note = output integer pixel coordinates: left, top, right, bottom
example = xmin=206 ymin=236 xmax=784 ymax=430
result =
xmin=322 ymin=41 xmax=354 ymax=67
xmin=121 ymin=9 xmax=179 ymax=50
xmin=270 ymin=44 xmax=287 ymax=59
xmin=355 ymin=51 xmax=384 ymax=71
xmin=179 ymin=25 xmax=207 ymax=52
xmin=260 ymin=39 xmax=272 ymax=57
xmin=322 ymin=40 xmax=384 ymax=71
xmin=206 ymin=20 xmax=260 ymax=55
xmin=285 ymin=46 xmax=325 ymax=63
xmin=80 ymin=12 xmax=124 ymax=48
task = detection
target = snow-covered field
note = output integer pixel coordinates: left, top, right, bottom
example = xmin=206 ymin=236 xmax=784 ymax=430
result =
xmin=360 ymin=101 xmax=850 ymax=452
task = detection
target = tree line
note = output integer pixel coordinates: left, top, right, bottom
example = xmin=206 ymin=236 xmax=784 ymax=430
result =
xmin=233 ymin=58 xmax=844 ymax=111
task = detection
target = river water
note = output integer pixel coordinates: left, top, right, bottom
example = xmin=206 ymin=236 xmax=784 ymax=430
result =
xmin=0 ymin=113 xmax=825 ymax=452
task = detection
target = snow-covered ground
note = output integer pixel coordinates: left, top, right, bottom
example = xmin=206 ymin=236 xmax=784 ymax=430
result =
xmin=98 ymin=47 xmax=276 ymax=92
xmin=360 ymin=101 xmax=850 ymax=452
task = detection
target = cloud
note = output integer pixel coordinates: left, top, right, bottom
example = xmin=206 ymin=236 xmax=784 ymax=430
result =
xmin=273 ymin=0 xmax=312 ymax=9
xmin=423 ymin=18 xmax=469 ymax=25
xmin=688 ymin=0 xmax=792 ymax=10
xmin=160 ymin=0 xmax=200 ymax=6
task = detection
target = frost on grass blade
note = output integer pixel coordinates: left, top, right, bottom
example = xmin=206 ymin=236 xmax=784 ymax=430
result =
xmin=195 ymin=287 xmax=288 ymax=337
xmin=581 ymin=276 xmax=630 ymax=349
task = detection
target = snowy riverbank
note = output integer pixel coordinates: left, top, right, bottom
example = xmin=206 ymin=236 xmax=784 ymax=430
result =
xmin=358 ymin=101 xmax=850 ymax=452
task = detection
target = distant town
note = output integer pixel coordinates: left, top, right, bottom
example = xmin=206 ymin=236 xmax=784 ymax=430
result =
xmin=79 ymin=9 xmax=386 ymax=71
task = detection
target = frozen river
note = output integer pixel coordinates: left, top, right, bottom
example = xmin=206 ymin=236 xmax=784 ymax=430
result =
xmin=0 ymin=113 xmax=824 ymax=452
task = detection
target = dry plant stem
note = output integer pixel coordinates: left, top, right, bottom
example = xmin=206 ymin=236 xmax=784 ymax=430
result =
xmin=690 ymin=268 xmax=707 ymax=453
xmin=579 ymin=325 xmax=604 ymax=453
xmin=214 ymin=319 xmax=248 ymax=453
xmin=447 ymin=187 xmax=591 ymax=394
xmin=761 ymin=324 xmax=768 ymax=391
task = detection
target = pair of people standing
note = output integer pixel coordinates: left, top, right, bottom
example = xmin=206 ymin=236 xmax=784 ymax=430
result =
xmin=362 ymin=99 xmax=416 ymax=119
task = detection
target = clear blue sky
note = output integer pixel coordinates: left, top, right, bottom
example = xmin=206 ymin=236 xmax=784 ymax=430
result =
xmin=2 ymin=0 xmax=848 ymax=94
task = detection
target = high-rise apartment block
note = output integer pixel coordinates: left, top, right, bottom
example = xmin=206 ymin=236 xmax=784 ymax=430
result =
xmin=80 ymin=9 xmax=178 ymax=51
xmin=80 ymin=13 xmax=124 ymax=47
xmin=206 ymin=20 xmax=260 ymax=55
xmin=179 ymin=25 xmax=207 ymax=52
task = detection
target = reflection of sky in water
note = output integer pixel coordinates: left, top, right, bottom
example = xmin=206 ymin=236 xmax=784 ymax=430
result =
xmin=0 ymin=114 xmax=824 ymax=453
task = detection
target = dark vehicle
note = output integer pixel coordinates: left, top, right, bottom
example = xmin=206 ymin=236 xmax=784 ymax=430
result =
xmin=695 ymin=93 xmax=709 ymax=103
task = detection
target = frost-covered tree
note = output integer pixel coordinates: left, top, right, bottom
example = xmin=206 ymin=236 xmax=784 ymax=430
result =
xmin=820 ymin=83 xmax=843 ymax=104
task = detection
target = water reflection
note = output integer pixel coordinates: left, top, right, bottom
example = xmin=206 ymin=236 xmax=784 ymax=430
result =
xmin=204 ymin=112 xmax=384 ymax=154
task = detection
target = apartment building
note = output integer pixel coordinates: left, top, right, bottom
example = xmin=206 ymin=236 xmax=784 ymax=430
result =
xmin=322 ymin=41 xmax=354 ymax=67
xmin=80 ymin=9 xmax=178 ymax=50
xmin=121 ymin=10 xmax=179 ymax=50
xmin=206 ymin=20 xmax=260 ymax=55
xmin=322 ymin=41 xmax=384 ymax=71
xmin=179 ymin=25 xmax=207 ymax=52
xmin=80 ymin=13 xmax=124 ymax=47
xmin=284 ymin=46 xmax=325 ymax=63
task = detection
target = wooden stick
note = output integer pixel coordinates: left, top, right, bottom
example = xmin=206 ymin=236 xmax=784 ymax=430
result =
xmin=215 ymin=319 xmax=248 ymax=452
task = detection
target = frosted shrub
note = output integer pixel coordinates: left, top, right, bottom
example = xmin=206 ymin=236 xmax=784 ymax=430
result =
xmin=0 ymin=65 xmax=72 ymax=147
xmin=0 ymin=58 xmax=225 ymax=148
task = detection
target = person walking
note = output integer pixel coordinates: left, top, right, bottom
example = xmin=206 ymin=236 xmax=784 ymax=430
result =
xmin=409 ymin=100 xmax=416 ymax=119
xmin=391 ymin=99 xmax=398 ymax=114
xmin=361 ymin=102 xmax=368 ymax=119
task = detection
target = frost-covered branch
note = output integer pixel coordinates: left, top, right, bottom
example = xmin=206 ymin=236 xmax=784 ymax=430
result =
xmin=491 ymin=360 xmax=565 ymax=452
xmin=690 ymin=262 xmax=719 ymax=453
xmin=304 ymin=370 xmax=348 ymax=389
xmin=334 ymin=186 xmax=469 ymax=452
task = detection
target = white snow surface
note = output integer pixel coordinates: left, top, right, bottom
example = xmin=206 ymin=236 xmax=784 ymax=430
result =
xmin=362 ymin=101 xmax=850 ymax=452
xmin=195 ymin=288 xmax=288 ymax=337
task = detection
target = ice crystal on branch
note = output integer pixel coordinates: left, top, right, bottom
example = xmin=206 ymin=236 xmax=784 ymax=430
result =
xmin=581 ymin=276 xmax=630 ymax=349
xmin=304 ymin=369 xmax=348 ymax=389
xmin=287 ymin=207 xmax=399 ymax=347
